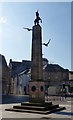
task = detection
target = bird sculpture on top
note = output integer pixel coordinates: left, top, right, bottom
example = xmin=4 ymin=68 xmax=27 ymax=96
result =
xmin=43 ymin=39 xmax=51 ymax=47
xmin=23 ymin=27 xmax=32 ymax=31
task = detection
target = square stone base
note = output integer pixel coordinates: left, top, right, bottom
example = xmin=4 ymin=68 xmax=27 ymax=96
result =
xmin=29 ymin=81 xmax=45 ymax=103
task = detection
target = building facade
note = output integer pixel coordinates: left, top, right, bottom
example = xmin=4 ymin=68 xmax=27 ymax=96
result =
xmin=69 ymin=71 xmax=73 ymax=93
xmin=9 ymin=58 xmax=69 ymax=95
xmin=8 ymin=59 xmax=31 ymax=94
xmin=43 ymin=59 xmax=69 ymax=95
xmin=14 ymin=70 xmax=30 ymax=95
xmin=0 ymin=54 xmax=10 ymax=95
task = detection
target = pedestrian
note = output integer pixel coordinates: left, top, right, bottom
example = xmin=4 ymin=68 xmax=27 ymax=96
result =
xmin=45 ymin=91 xmax=48 ymax=101
xmin=60 ymin=88 xmax=63 ymax=101
xmin=65 ymin=93 xmax=67 ymax=99
xmin=64 ymin=87 xmax=67 ymax=100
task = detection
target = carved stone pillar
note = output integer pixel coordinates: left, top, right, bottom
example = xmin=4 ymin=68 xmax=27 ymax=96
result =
xmin=29 ymin=25 xmax=45 ymax=103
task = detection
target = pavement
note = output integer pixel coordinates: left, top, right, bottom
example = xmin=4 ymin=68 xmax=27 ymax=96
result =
xmin=0 ymin=97 xmax=73 ymax=120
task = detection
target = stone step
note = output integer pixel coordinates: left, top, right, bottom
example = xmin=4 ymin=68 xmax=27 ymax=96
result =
xmin=13 ymin=105 xmax=45 ymax=110
xmin=5 ymin=101 xmax=66 ymax=114
xmin=21 ymin=102 xmax=52 ymax=107
xmin=5 ymin=106 xmax=66 ymax=114
xmin=13 ymin=104 xmax=59 ymax=111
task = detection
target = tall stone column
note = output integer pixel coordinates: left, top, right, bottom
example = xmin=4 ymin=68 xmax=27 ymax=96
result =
xmin=29 ymin=11 xmax=45 ymax=103
xmin=31 ymin=25 xmax=43 ymax=81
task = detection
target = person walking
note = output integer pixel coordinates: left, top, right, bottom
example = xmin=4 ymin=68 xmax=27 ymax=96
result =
xmin=45 ymin=90 xmax=48 ymax=101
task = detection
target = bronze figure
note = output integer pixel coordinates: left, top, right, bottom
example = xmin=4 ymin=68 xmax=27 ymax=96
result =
xmin=34 ymin=11 xmax=42 ymax=25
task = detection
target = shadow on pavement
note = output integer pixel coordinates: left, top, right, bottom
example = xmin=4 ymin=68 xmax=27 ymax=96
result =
xmin=2 ymin=95 xmax=29 ymax=104
xmin=55 ymin=111 xmax=73 ymax=116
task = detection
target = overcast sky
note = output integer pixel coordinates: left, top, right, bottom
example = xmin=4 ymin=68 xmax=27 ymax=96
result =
xmin=0 ymin=2 xmax=71 ymax=70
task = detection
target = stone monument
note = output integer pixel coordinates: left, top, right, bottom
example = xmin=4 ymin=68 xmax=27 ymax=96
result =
xmin=5 ymin=11 xmax=65 ymax=114
xmin=29 ymin=11 xmax=45 ymax=103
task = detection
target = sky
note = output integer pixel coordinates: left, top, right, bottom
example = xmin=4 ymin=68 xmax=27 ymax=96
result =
xmin=0 ymin=2 xmax=71 ymax=70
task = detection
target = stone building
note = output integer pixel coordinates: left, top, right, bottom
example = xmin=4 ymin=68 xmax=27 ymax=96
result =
xmin=9 ymin=58 xmax=69 ymax=95
xmin=69 ymin=71 xmax=73 ymax=93
xmin=44 ymin=64 xmax=69 ymax=94
xmin=15 ymin=70 xmax=30 ymax=95
xmin=43 ymin=58 xmax=69 ymax=95
xmin=0 ymin=54 xmax=9 ymax=95
xmin=8 ymin=59 xmax=31 ymax=94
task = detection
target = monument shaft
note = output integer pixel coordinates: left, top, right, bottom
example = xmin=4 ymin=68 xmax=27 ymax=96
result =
xmin=31 ymin=25 xmax=43 ymax=81
xmin=29 ymin=11 xmax=45 ymax=103
xmin=29 ymin=25 xmax=45 ymax=103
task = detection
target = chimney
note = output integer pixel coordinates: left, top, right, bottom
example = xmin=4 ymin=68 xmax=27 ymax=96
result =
xmin=10 ymin=59 xmax=12 ymax=63
xmin=22 ymin=60 xmax=25 ymax=62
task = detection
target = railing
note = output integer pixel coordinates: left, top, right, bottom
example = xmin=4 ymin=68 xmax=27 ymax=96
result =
xmin=45 ymin=94 xmax=73 ymax=101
